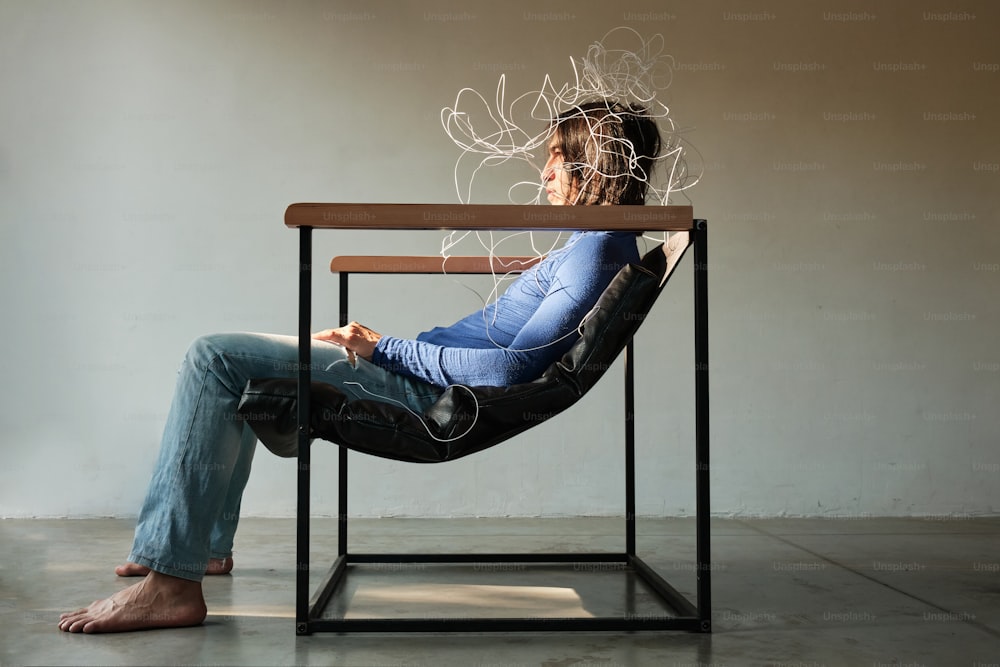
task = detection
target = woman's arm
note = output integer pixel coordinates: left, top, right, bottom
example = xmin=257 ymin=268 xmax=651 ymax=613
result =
xmin=371 ymin=233 xmax=636 ymax=387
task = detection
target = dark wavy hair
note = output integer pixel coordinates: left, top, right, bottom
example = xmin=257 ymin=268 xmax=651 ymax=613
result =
xmin=550 ymin=101 xmax=662 ymax=205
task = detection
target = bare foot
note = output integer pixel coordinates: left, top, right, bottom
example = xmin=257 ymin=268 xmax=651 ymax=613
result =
xmin=58 ymin=571 xmax=207 ymax=633
xmin=115 ymin=556 xmax=233 ymax=577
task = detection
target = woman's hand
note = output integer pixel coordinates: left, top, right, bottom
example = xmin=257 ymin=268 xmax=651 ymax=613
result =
xmin=311 ymin=322 xmax=383 ymax=361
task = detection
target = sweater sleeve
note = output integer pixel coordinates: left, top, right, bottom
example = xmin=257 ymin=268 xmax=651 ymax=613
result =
xmin=371 ymin=234 xmax=633 ymax=387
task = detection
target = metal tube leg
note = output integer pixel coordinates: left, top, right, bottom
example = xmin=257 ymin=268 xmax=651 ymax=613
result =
xmin=338 ymin=272 xmax=349 ymax=557
xmin=693 ymin=219 xmax=711 ymax=632
xmin=296 ymin=226 xmax=313 ymax=635
xmin=625 ymin=340 xmax=636 ymax=556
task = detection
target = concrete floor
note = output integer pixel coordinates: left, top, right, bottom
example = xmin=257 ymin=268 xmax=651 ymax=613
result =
xmin=1 ymin=517 xmax=998 ymax=666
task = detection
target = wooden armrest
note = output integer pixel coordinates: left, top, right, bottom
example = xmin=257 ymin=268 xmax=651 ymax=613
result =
xmin=329 ymin=255 xmax=542 ymax=274
xmin=287 ymin=203 xmax=694 ymax=232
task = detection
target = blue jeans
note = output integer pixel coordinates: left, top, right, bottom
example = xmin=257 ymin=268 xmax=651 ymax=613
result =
xmin=128 ymin=333 xmax=442 ymax=582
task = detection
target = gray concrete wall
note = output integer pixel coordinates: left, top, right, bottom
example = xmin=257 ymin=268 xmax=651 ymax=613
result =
xmin=1 ymin=0 xmax=997 ymax=518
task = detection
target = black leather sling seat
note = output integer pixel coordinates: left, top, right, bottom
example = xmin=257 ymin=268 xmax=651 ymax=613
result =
xmin=237 ymin=236 xmax=688 ymax=464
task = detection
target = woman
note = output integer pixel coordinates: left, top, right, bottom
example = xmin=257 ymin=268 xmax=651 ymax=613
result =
xmin=58 ymin=100 xmax=662 ymax=633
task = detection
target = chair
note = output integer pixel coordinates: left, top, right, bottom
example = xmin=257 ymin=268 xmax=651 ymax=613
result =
xmin=237 ymin=203 xmax=710 ymax=633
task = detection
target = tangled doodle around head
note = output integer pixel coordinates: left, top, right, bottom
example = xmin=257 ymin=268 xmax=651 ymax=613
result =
xmin=440 ymin=27 xmax=700 ymax=207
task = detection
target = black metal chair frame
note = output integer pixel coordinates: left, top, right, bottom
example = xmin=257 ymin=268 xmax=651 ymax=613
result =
xmin=289 ymin=206 xmax=710 ymax=634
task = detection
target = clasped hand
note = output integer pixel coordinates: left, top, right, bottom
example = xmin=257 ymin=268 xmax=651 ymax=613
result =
xmin=311 ymin=321 xmax=383 ymax=362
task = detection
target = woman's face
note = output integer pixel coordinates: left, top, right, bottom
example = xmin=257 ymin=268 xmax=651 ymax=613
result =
xmin=542 ymin=137 xmax=576 ymax=205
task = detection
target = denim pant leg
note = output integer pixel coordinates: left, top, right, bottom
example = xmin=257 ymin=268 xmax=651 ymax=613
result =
xmin=128 ymin=332 xmax=442 ymax=582
xmin=206 ymin=424 xmax=256 ymax=561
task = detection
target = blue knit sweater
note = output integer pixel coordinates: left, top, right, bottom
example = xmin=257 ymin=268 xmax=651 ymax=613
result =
xmin=371 ymin=231 xmax=640 ymax=387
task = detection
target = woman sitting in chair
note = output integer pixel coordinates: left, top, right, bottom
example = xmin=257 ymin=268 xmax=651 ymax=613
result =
xmin=58 ymin=100 xmax=662 ymax=633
